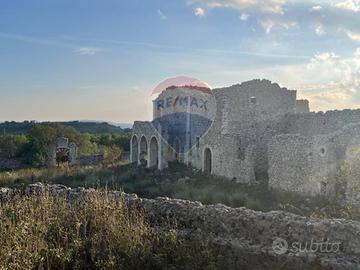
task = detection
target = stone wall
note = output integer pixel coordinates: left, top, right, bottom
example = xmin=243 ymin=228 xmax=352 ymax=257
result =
xmin=268 ymin=134 xmax=338 ymax=196
xmin=192 ymin=79 xmax=297 ymax=181
xmin=269 ymin=123 xmax=360 ymax=197
xmin=0 ymin=158 xmax=24 ymax=170
xmin=77 ymin=154 xmax=104 ymax=166
xmin=296 ymin=99 xmax=310 ymax=113
xmin=281 ymin=109 xmax=360 ymax=136
xmin=2 ymin=183 xmax=360 ymax=270
xmin=132 ymin=79 xmax=299 ymax=183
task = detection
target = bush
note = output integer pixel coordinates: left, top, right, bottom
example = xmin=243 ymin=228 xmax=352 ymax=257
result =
xmin=0 ymin=134 xmax=28 ymax=159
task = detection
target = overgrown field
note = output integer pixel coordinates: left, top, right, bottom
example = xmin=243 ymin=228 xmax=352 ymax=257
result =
xmin=0 ymin=192 xmax=218 ymax=270
xmin=1 ymin=162 xmax=359 ymax=220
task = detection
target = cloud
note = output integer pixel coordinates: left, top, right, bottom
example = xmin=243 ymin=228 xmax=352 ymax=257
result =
xmin=315 ymin=24 xmax=326 ymax=35
xmin=343 ymin=29 xmax=360 ymax=41
xmin=258 ymin=18 xmax=297 ymax=34
xmin=187 ymin=0 xmax=287 ymax=14
xmin=356 ymin=48 xmax=360 ymax=61
xmin=299 ymin=49 xmax=360 ymax=110
xmin=186 ymin=0 xmax=360 ymax=37
xmin=157 ymin=9 xmax=167 ymax=20
xmin=74 ymin=47 xmax=103 ymax=55
xmin=334 ymin=0 xmax=360 ymax=12
xmin=0 ymin=32 xmax=106 ymax=56
xmin=311 ymin=5 xmax=323 ymax=11
xmin=194 ymin=7 xmax=205 ymax=16
xmin=239 ymin=13 xmax=249 ymax=21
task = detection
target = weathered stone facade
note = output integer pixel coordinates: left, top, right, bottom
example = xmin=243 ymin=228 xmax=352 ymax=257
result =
xmin=132 ymin=79 xmax=360 ymax=198
xmin=48 ymin=137 xmax=78 ymax=166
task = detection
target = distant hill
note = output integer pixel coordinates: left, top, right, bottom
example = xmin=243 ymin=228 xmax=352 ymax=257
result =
xmin=0 ymin=121 xmax=131 ymax=134
xmin=78 ymin=120 xmax=133 ymax=129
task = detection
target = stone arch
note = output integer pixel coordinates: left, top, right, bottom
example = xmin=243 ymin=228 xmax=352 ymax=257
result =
xmin=203 ymin=147 xmax=212 ymax=174
xmin=139 ymin=136 xmax=148 ymax=166
xmin=48 ymin=137 xmax=78 ymax=167
xmin=130 ymin=135 xmax=139 ymax=163
xmin=149 ymin=136 xmax=159 ymax=168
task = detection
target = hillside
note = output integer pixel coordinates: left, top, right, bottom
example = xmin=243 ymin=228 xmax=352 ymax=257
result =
xmin=0 ymin=121 xmax=131 ymax=134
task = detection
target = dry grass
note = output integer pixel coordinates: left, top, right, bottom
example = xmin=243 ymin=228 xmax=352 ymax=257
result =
xmin=0 ymin=162 xmax=128 ymax=187
xmin=0 ymin=192 xmax=218 ymax=270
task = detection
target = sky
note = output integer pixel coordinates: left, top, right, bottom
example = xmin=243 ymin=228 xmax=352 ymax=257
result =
xmin=0 ymin=0 xmax=359 ymax=123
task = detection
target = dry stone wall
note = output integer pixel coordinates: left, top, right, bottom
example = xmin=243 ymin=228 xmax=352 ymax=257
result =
xmin=1 ymin=183 xmax=360 ymax=270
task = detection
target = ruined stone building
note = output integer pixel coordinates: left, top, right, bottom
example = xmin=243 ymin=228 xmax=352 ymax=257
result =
xmin=48 ymin=137 xmax=103 ymax=167
xmin=131 ymin=79 xmax=360 ymax=198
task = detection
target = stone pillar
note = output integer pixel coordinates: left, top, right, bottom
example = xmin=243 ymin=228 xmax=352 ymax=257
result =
xmin=147 ymin=143 xmax=151 ymax=169
xmin=158 ymin=139 xmax=168 ymax=170
xmin=130 ymin=139 xmax=134 ymax=163
xmin=48 ymin=144 xmax=57 ymax=167
xmin=137 ymin=140 xmax=141 ymax=166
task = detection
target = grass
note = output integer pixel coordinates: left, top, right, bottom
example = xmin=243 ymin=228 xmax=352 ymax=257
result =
xmin=0 ymin=191 xmax=219 ymax=270
xmin=1 ymin=162 xmax=359 ymax=220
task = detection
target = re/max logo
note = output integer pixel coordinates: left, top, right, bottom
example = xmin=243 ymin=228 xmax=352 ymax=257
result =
xmin=157 ymin=96 xmax=208 ymax=111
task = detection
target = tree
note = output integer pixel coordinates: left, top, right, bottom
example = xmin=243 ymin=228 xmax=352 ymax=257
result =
xmin=23 ymin=123 xmax=82 ymax=166
xmin=0 ymin=134 xmax=28 ymax=159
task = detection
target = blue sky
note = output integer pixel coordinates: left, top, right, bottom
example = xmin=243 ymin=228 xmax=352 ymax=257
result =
xmin=0 ymin=0 xmax=359 ymax=123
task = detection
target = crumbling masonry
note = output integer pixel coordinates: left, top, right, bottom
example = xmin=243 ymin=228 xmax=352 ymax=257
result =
xmin=131 ymin=79 xmax=360 ymax=198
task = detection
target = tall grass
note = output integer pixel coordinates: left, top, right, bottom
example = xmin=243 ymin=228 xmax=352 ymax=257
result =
xmin=1 ymin=162 xmax=358 ymax=220
xmin=0 ymin=192 xmax=218 ymax=270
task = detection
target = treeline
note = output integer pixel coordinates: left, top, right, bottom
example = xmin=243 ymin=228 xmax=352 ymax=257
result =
xmin=0 ymin=121 xmax=131 ymax=134
xmin=0 ymin=123 xmax=131 ymax=166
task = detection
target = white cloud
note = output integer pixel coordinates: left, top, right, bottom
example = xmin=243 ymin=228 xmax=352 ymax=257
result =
xmin=312 ymin=52 xmax=339 ymax=62
xmin=194 ymin=7 xmax=205 ymax=16
xmin=355 ymin=48 xmax=360 ymax=69
xmin=157 ymin=9 xmax=167 ymax=20
xmin=311 ymin=5 xmax=323 ymax=11
xmin=355 ymin=48 xmax=360 ymax=60
xmin=315 ymin=24 xmax=326 ymax=35
xmin=239 ymin=13 xmax=249 ymax=21
xmin=74 ymin=47 xmax=103 ymax=55
xmin=186 ymin=0 xmax=360 ymax=40
xmin=344 ymin=29 xmax=360 ymax=41
xmin=259 ymin=18 xmax=297 ymax=33
xmin=335 ymin=0 xmax=360 ymax=12
xmin=300 ymin=49 xmax=360 ymax=110
xmin=187 ymin=0 xmax=287 ymax=15
xmin=259 ymin=19 xmax=275 ymax=34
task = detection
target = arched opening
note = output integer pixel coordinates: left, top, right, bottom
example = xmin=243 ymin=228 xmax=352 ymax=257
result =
xmin=56 ymin=148 xmax=70 ymax=167
xmin=131 ymin=135 xmax=139 ymax=163
xmin=203 ymin=148 xmax=212 ymax=174
xmin=139 ymin=136 xmax=148 ymax=166
xmin=149 ymin=137 xmax=159 ymax=168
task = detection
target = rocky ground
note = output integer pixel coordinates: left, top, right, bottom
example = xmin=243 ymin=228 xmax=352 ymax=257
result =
xmin=1 ymin=183 xmax=360 ymax=270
